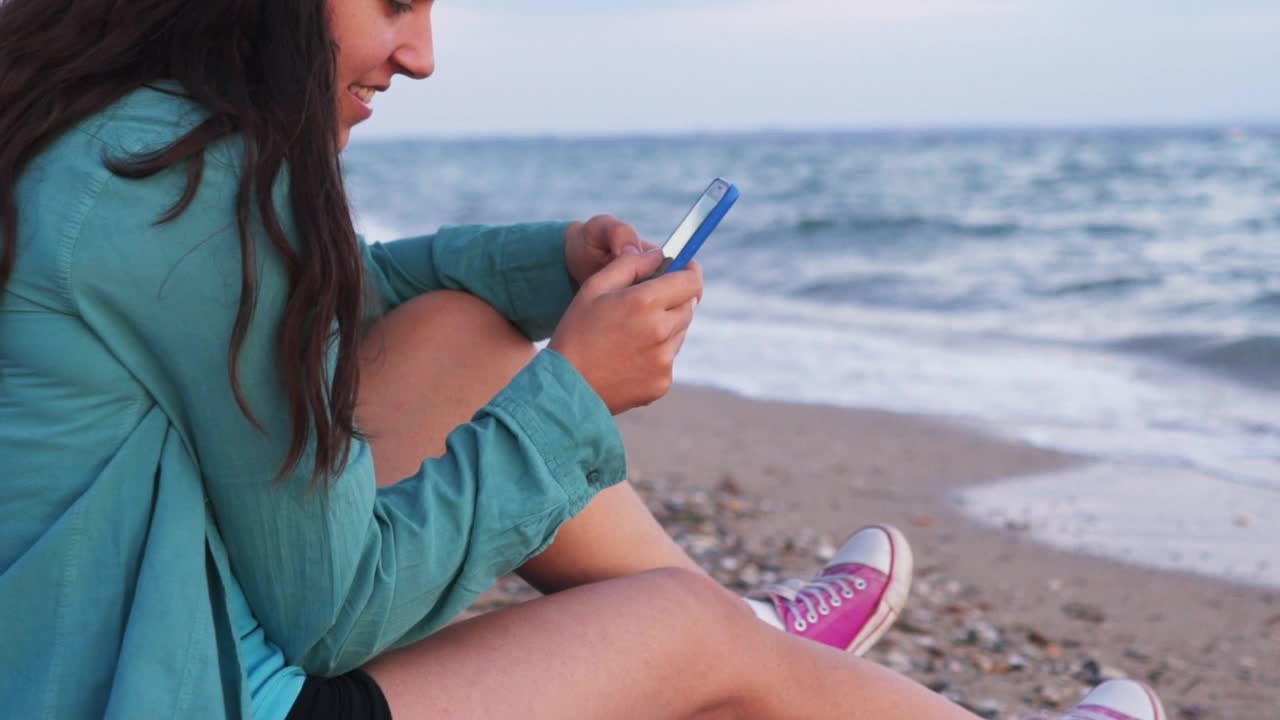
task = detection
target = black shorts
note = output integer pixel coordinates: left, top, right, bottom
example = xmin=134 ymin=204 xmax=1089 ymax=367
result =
xmin=285 ymin=669 xmax=392 ymax=720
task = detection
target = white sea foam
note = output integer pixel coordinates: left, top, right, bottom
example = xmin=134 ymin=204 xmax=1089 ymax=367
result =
xmin=956 ymin=463 xmax=1280 ymax=588
xmin=675 ymin=284 xmax=1280 ymax=588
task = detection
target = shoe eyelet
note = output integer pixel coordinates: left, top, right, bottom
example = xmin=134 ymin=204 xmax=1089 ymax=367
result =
xmin=818 ymin=605 xmax=830 ymax=616
xmin=842 ymin=589 xmax=855 ymax=598
xmin=854 ymin=578 xmax=868 ymax=590
xmin=830 ymin=597 xmax=842 ymax=607
xmin=806 ymin=612 xmax=818 ymax=623
xmin=794 ymin=620 xmax=807 ymax=632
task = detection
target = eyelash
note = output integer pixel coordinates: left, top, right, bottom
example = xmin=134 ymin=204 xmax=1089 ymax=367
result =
xmin=389 ymin=0 xmax=413 ymax=15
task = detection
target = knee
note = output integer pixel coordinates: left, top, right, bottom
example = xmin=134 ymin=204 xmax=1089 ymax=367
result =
xmin=392 ymin=290 xmax=536 ymax=364
xmin=639 ymin=567 xmax=756 ymax=636
xmin=631 ymin=569 xmax=761 ymax=713
xmin=399 ymin=289 xmax=521 ymax=335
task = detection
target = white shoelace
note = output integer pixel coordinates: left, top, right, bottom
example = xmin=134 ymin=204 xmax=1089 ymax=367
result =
xmin=764 ymin=573 xmax=868 ymax=631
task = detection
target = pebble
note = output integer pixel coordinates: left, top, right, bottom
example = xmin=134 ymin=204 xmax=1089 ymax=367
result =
xmin=1062 ymin=601 xmax=1107 ymax=624
xmin=458 ymin=475 xmax=1249 ymax=719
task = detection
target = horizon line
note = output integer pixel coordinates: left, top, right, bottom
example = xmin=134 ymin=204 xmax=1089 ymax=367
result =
xmin=353 ymin=120 xmax=1280 ymax=144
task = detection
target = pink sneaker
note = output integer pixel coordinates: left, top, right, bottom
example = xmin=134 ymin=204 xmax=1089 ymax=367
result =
xmin=747 ymin=525 xmax=912 ymax=655
xmin=1059 ymin=680 xmax=1167 ymax=720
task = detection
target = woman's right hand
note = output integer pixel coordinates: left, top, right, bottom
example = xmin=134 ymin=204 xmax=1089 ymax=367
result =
xmin=549 ymin=248 xmax=703 ymax=415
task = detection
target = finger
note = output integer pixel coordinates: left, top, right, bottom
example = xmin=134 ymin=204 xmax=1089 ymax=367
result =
xmin=582 ymin=215 xmax=618 ymax=252
xmin=584 ymin=248 xmax=667 ymax=294
xmin=636 ymin=263 xmax=703 ymax=309
xmin=663 ymin=327 xmax=691 ymax=363
xmin=606 ymin=221 xmax=644 ymax=257
xmin=661 ymin=297 xmax=697 ymax=342
xmin=685 ymin=260 xmax=704 ymax=304
xmin=585 ymin=214 xmax=619 ymax=233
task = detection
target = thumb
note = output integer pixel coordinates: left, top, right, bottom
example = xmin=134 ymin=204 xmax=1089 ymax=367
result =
xmin=584 ymin=249 xmax=666 ymax=293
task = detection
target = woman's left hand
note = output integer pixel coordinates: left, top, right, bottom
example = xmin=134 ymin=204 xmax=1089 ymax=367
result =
xmin=564 ymin=215 xmax=658 ymax=290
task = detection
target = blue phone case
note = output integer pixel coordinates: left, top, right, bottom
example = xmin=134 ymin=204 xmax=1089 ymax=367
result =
xmin=665 ymin=180 xmax=739 ymax=274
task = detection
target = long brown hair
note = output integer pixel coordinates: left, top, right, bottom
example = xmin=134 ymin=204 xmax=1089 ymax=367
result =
xmin=0 ymin=0 xmax=365 ymax=486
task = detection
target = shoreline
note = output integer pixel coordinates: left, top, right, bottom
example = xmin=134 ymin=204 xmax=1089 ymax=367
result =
xmin=647 ymin=380 xmax=1280 ymax=593
xmin=616 ymin=384 xmax=1279 ymax=718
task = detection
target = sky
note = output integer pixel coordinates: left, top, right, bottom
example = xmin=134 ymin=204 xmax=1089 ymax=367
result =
xmin=360 ymin=0 xmax=1280 ymax=138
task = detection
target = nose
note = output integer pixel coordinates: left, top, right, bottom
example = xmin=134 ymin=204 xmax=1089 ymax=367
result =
xmin=393 ymin=8 xmax=435 ymax=79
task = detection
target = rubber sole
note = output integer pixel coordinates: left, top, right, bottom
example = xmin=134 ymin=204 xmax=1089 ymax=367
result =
xmin=1141 ymin=681 xmax=1167 ymax=720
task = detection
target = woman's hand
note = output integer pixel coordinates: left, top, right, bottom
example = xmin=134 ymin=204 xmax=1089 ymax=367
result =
xmin=564 ymin=215 xmax=658 ymax=290
xmin=550 ymin=249 xmax=702 ymax=415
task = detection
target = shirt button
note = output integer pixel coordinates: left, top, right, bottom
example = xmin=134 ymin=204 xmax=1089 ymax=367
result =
xmin=586 ymin=470 xmax=601 ymax=485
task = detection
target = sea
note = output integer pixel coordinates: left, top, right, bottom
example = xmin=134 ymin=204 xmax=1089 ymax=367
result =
xmin=343 ymin=128 xmax=1280 ymax=589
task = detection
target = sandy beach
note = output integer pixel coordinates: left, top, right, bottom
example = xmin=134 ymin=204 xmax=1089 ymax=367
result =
xmin=471 ymin=383 xmax=1278 ymax=719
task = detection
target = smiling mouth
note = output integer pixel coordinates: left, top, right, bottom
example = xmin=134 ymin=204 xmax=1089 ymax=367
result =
xmin=349 ymin=84 xmax=377 ymax=104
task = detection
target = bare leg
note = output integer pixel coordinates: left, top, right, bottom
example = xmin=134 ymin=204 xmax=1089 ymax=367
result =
xmin=354 ymin=296 xmax=965 ymax=718
xmin=364 ymin=567 xmax=976 ymax=720
xmin=355 ymin=291 xmax=703 ymax=593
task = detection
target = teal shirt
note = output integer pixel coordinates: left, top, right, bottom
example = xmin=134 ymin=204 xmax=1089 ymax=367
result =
xmin=0 ymin=86 xmax=627 ymax=718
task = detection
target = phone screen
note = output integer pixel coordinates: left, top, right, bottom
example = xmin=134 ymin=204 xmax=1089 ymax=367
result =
xmin=657 ymin=180 xmax=729 ymax=273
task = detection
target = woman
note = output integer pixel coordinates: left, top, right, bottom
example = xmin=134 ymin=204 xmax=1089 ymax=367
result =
xmin=0 ymin=1 xmax=1166 ymax=718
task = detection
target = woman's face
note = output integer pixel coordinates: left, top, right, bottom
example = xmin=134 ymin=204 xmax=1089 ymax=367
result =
xmin=329 ymin=0 xmax=435 ymax=149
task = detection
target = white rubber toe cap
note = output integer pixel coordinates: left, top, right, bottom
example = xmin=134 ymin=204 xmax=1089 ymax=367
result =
xmin=828 ymin=525 xmax=895 ymax=575
xmin=1072 ymin=680 xmax=1165 ymax=720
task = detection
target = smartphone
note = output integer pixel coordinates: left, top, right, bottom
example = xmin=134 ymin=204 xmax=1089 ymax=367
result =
xmin=653 ymin=177 xmax=739 ymax=276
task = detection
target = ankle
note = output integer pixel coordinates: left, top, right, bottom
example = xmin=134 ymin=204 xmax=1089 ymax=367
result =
xmin=742 ymin=596 xmax=785 ymax=630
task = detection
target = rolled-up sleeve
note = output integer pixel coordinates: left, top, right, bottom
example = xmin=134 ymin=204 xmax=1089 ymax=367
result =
xmin=361 ymin=221 xmax=575 ymax=341
xmin=258 ymin=350 xmax=626 ymax=675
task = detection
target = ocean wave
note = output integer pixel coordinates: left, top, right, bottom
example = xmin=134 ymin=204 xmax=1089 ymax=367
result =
xmin=1082 ymin=222 xmax=1154 ymax=238
xmin=780 ymin=214 xmax=1020 ymax=243
xmin=790 ymin=273 xmax=1007 ymax=311
xmin=1109 ymin=333 xmax=1280 ymax=391
xmin=778 ymin=214 xmax=1163 ymax=246
xmin=1246 ymin=292 xmax=1280 ymax=311
xmin=1037 ymin=275 xmax=1162 ymax=298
